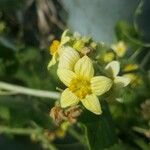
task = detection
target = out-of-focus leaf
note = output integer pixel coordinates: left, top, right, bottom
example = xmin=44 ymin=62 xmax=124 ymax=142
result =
xmin=0 ymin=0 xmax=25 ymax=11
xmin=106 ymin=143 xmax=137 ymax=150
xmin=0 ymin=36 xmax=18 ymax=51
xmin=0 ymin=44 xmax=18 ymax=77
xmin=134 ymin=138 xmax=150 ymax=150
xmin=79 ymin=101 xmax=117 ymax=150
xmin=0 ymin=106 xmax=10 ymax=122
xmin=0 ymin=95 xmax=54 ymax=129
xmin=115 ymin=21 xmax=150 ymax=48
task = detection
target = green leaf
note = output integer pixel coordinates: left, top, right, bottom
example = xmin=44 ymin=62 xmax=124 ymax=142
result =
xmin=106 ymin=143 xmax=137 ymax=150
xmin=115 ymin=21 xmax=150 ymax=48
xmin=79 ymin=101 xmax=117 ymax=150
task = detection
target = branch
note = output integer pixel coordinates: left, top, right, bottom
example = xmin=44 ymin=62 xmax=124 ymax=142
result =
xmin=0 ymin=81 xmax=60 ymax=99
xmin=0 ymin=126 xmax=37 ymax=135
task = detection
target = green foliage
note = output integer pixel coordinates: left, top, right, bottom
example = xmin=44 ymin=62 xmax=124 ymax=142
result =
xmin=79 ymin=101 xmax=117 ymax=150
xmin=115 ymin=21 xmax=150 ymax=48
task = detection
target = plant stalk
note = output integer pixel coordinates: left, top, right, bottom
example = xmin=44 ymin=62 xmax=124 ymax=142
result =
xmin=0 ymin=81 xmax=60 ymax=99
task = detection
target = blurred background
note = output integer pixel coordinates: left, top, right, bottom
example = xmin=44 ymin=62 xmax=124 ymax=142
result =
xmin=0 ymin=0 xmax=150 ymax=150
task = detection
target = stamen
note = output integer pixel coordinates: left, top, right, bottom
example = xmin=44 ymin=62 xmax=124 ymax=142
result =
xmin=69 ymin=77 xmax=91 ymax=99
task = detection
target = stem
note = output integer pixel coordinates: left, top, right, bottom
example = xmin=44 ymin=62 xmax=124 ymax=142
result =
xmin=0 ymin=90 xmax=18 ymax=96
xmin=133 ymin=126 xmax=150 ymax=138
xmin=0 ymin=126 xmax=38 ymax=135
xmin=124 ymin=32 xmax=150 ymax=48
xmin=129 ymin=48 xmax=141 ymax=61
xmin=0 ymin=81 xmax=60 ymax=99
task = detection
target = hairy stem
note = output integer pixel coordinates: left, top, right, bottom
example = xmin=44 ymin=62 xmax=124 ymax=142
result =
xmin=0 ymin=81 xmax=60 ymax=99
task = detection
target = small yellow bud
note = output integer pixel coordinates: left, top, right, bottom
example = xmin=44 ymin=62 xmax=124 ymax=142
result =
xmin=123 ymin=64 xmax=138 ymax=72
xmin=102 ymin=52 xmax=115 ymax=63
xmin=90 ymin=42 xmax=97 ymax=49
xmin=111 ymin=41 xmax=127 ymax=57
xmin=49 ymin=40 xmax=60 ymax=55
xmin=55 ymin=128 xmax=66 ymax=138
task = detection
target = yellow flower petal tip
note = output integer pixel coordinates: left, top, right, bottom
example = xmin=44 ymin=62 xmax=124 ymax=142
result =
xmin=114 ymin=76 xmax=131 ymax=88
xmin=47 ymin=53 xmax=58 ymax=69
xmin=81 ymin=94 xmax=102 ymax=115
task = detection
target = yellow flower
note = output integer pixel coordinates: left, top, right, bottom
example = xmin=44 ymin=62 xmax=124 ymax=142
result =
xmin=123 ymin=73 xmax=142 ymax=87
xmin=102 ymin=52 xmax=115 ymax=63
xmin=111 ymin=41 xmax=127 ymax=57
xmin=47 ymin=30 xmax=71 ymax=69
xmin=123 ymin=64 xmax=138 ymax=72
xmin=57 ymin=56 xmax=113 ymax=115
xmin=105 ymin=61 xmax=131 ymax=90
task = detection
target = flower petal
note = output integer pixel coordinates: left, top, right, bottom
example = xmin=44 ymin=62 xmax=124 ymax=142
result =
xmin=57 ymin=69 xmax=76 ymax=86
xmin=60 ymin=29 xmax=70 ymax=46
xmin=91 ymin=76 xmax=112 ymax=96
xmin=58 ymin=46 xmax=80 ymax=70
xmin=105 ymin=61 xmax=120 ymax=78
xmin=81 ymin=94 xmax=102 ymax=115
xmin=60 ymin=89 xmax=79 ymax=108
xmin=111 ymin=41 xmax=127 ymax=57
xmin=74 ymin=55 xmax=94 ymax=79
xmin=47 ymin=53 xmax=58 ymax=69
xmin=114 ymin=76 xmax=131 ymax=88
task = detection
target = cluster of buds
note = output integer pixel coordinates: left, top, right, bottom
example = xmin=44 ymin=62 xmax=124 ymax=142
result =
xmin=49 ymin=103 xmax=82 ymax=138
xmin=50 ymin=103 xmax=82 ymax=125
xmin=97 ymin=40 xmax=141 ymax=88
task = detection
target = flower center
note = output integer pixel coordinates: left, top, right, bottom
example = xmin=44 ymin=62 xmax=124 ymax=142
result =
xmin=49 ymin=40 xmax=60 ymax=55
xmin=69 ymin=77 xmax=91 ymax=99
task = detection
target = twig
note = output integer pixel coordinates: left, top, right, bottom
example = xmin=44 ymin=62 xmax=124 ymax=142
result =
xmin=133 ymin=126 xmax=150 ymax=139
xmin=0 ymin=81 xmax=60 ymax=99
xmin=0 ymin=126 xmax=37 ymax=135
xmin=129 ymin=48 xmax=142 ymax=61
